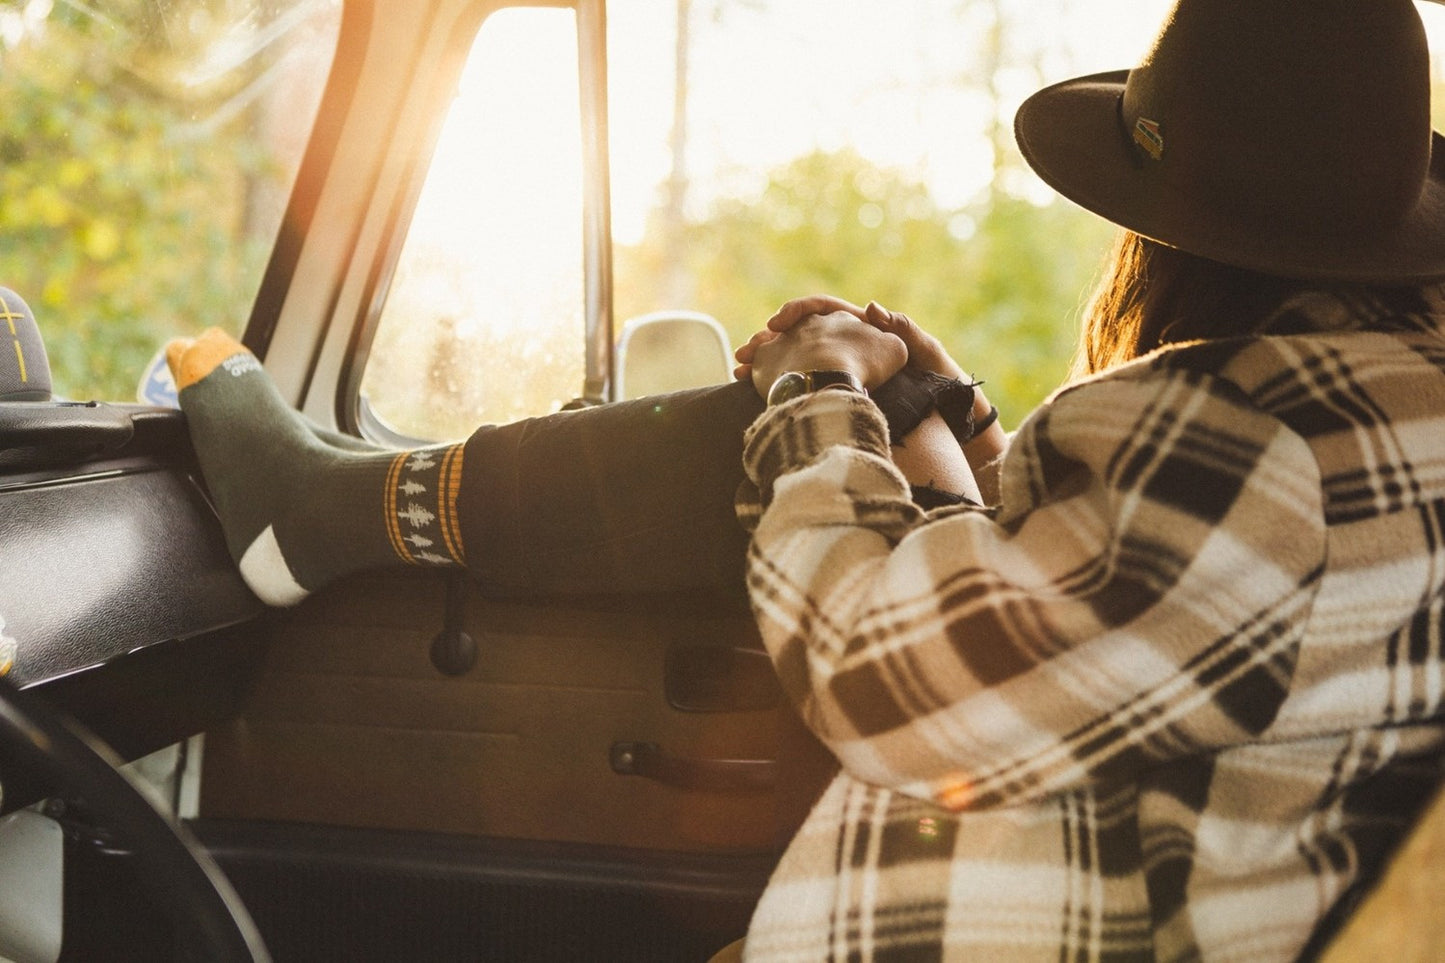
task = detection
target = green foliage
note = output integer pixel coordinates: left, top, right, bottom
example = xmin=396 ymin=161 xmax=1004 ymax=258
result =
xmin=615 ymin=148 xmax=1116 ymax=421
xmin=0 ymin=4 xmax=284 ymax=401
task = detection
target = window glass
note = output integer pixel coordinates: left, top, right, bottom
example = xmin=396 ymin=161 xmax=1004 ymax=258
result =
xmin=1429 ymin=5 xmax=1445 ymax=130
xmin=0 ymin=0 xmax=340 ymax=401
xmin=360 ymin=7 xmax=584 ymax=441
xmin=362 ymin=1 xmax=1445 ymax=438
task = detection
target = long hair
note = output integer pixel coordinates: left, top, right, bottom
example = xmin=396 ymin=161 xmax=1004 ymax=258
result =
xmin=1073 ymin=232 xmax=1321 ymax=377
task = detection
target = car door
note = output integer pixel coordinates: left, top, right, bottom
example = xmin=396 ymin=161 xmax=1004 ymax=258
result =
xmin=181 ymin=2 xmax=829 ymax=959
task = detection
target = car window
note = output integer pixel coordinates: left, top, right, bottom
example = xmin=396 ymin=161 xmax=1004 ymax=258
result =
xmin=359 ymin=7 xmax=586 ymax=441
xmin=353 ymin=0 xmax=1172 ymax=441
xmin=367 ymin=0 xmax=1445 ymax=441
xmin=0 ymin=0 xmax=340 ymax=403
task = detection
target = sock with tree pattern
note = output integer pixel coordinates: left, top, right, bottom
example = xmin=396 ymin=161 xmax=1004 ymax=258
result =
xmin=167 ymin=328 xmax=466 ymax=606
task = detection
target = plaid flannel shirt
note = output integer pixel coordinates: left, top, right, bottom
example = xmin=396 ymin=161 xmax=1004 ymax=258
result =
xmin=737 ymin=287 xmax=1445 ymax=962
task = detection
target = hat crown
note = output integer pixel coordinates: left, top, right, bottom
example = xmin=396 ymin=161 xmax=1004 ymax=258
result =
xmin=1120 ymin=0 xmax=1432 ymax=238
xmin=1014 ymin=0 xmax=1445 ymax=282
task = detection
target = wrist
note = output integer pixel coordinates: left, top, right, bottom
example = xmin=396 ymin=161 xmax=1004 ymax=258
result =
xmin=969 ymin=387 xmax=993 ymax=420
xmin=766 ymin=369 xmax=867 ymax=407
xmin=964 ymin=404 xmax=1000 ymax=445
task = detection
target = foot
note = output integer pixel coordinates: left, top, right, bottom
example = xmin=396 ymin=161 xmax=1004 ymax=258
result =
xmin=168 ymin=329 xmax=466 ymax=605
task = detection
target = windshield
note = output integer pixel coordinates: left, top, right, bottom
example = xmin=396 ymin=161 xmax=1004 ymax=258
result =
xmin=0 ymin=0 xmax=340 ymax=402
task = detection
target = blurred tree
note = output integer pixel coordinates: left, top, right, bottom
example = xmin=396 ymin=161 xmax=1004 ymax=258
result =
xmin=658 ymin=0 xmax=767 ymax=309
xmin=619 ymin=0 xmax=1117 ymax=422
xmin=615 ymin=147 xmax=1113 ymax=420
xmin=0 ymin=0 xmax=330 ymax=400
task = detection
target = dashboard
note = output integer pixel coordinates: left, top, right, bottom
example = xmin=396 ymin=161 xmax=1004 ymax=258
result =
xmin=0 ymin=402 xmax=263 ymax=809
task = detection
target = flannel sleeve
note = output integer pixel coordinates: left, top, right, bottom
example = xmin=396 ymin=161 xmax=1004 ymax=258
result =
xmin=740 ymin=366 xmax=1327 ymax=810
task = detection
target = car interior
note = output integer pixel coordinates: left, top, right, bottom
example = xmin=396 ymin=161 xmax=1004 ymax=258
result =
xmin=2 ymin=0 xmax=1445 ymax=961
xmin=0 ymin=2 xmax=832 ymax=959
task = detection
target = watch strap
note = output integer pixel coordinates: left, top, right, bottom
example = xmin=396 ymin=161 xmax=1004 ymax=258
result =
xmin=766 ymin=369 xmax=866 ymax=406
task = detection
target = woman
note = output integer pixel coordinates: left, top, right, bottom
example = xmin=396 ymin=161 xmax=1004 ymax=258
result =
xmin=728 ymin=0 xmax=1445 ymax=959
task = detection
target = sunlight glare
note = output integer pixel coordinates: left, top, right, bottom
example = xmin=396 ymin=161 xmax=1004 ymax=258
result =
xmin=406 ymin=8 xmax=583 ymax=339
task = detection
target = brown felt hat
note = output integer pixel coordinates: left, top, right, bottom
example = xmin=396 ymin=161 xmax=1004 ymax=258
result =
xmin=1014 ymin=0 xmax=1445 ymax=282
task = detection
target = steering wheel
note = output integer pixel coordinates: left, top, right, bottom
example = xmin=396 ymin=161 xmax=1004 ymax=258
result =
xmin=0 ymin=675 xmax=270 ymax=962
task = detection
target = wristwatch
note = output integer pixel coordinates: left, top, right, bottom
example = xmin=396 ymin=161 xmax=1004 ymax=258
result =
xmin=766 ymin=370 xmax=866 ymax=406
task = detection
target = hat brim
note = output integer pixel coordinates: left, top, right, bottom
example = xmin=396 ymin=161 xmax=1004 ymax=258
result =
xmin=1015 ymin=70 xmax=1445 ymax=283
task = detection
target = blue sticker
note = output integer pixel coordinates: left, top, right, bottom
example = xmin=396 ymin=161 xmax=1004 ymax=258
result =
xmin=137 ymin=346 xmax=180 ymax=408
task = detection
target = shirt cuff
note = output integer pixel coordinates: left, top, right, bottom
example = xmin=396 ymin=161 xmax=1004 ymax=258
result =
xmin=737 ymin=389 xmax=891 ymax=520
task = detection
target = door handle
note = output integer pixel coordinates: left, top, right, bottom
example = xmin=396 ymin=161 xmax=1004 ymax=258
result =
xmin=609 ymin=741 xmax=776 ymax=793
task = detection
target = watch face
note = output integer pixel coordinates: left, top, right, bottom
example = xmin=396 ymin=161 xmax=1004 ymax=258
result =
xmin=766 ymin=371 xmax=810 ymax=406
xmin=767 ymin=370 xmax=865 ymax=406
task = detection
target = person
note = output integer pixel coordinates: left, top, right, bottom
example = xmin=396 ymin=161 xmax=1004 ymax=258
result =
xmin=720 ymin=0 xmax=1445 ymax=960
xmin=168 ymin=0 xmax=1445 ymax=958
xmin=163 ymin=322 xmax=983 ymax=607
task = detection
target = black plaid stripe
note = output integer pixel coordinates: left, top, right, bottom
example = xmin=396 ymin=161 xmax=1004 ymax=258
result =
xmin=1139 ymin=758 xmax=1214 ymax=956
xmin=846 ymin=796 xmax=952 ymax=962
xmin=1257 ymin=340 xmax=1387 ymax=420
xmin=744 ymin=390 xmax=892 ymax=509
xmin=1105 ymin=376 xmax=1260 ymax=522
xmin=1163 ymin=327 xmax=1445 ymax=525
xmin=1332 ymin=739 xmax=1445 ymax=877
xmin=1056 ymin=785 xmax=1157 ymax=963
xmin=1289 ymin=729 xmax=1445 ymax=939
xmin=1260 ymin=287 xmax=1444 ymax=338
xmin=1012 ymin=576 xmax=1310 ymax=791
xmin=745 ymin=547 xmax=843 ymax=710
xmin=1383 ymin=500 xmax=1445 ymax=722
xmin=1058 ymin=788 xmax=1101 ymax=962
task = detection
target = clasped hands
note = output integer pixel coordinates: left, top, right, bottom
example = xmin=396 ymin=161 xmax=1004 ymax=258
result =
xmin=734 ymin=295 xmax=969 ymax=398
xmin=736 ymin=295 xmax=1002 ymax=505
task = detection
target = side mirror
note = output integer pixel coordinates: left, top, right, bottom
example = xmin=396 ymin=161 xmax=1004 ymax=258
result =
xmin=613 ymin=312 xmax=733 ymax=401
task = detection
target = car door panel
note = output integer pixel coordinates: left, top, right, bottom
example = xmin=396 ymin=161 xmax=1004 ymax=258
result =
xmin=193 ymin=568 xmax=835 ymax=959
xmin=200 ymin=573 xmax=804 ymax=853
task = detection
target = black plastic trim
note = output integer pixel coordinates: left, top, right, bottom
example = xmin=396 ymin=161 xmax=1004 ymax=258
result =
xmin=193 ymin=819 xmax=777 ymax=899
xmin=192 ymin=818 xmax=773 ymax=962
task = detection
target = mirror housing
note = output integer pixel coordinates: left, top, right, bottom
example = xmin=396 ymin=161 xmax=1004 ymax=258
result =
xmin=613 ymin=312 xmax=733 ymax=401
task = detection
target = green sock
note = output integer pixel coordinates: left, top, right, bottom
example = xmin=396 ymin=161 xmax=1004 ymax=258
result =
xmin=168 ymin=328 xmax=466 ymax=606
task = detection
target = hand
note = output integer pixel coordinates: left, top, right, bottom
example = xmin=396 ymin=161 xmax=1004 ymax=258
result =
xmin=742 ymin=295 xmax=969 ymax=381
xmin=766 ymin=295 xmax=867 ymax=331
xmin=861 ymin=301 xmax=967 ymax=380
xmin=734 ymin=295 xmax=867 ymax=382
xmin=857 ymin=302 xmax=1004 ymax=500
xmin=742 ymin=310 xmax=907 ymax=400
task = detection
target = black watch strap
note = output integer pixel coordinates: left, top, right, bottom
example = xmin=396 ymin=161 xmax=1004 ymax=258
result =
xmin=766 ymin=370 xmax=866 ymax=406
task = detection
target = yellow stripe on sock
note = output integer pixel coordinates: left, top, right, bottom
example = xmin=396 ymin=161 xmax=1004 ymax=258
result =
xmin=168 ymin=327 xmax=251 ymax=390
xmin=437 ymin=443 xmax=466 ymax=565
xmin=384 ymin=452 xmax=417 ymax=564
